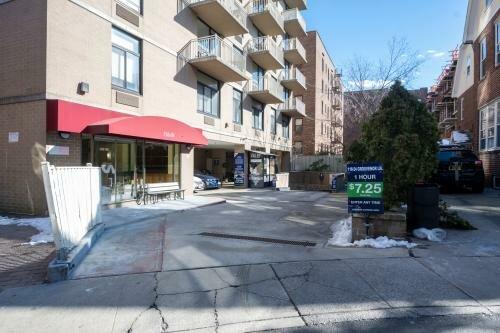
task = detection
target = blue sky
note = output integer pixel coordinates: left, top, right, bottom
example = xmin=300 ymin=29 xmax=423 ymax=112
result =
xmin=303 ymin=0 xmax=468 ymax=89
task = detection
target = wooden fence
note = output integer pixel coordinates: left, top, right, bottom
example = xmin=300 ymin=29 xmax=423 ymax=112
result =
xmin=291 ymin=155 xmax=346 ymax=173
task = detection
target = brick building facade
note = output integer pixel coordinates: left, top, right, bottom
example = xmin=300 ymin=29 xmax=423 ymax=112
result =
xmin=294 ymin=31 xmax=343 ymax=156
xmin=453 ymin=0 xmax=500 ymax=187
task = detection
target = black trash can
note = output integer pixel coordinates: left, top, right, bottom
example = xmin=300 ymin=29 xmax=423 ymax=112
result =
xmin=407 ymin=183 xmax=440 ymax=231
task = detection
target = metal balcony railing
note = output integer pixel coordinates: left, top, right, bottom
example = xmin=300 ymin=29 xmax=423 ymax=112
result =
xmin=248 ymin=74 xmax=282 ymax=97
xmin=246 ymin=36 xmax=283 ymax=60
xmin=247 ymin=0 xmax=284 ymax=26
xmin=182 ymin=0 xmax=247 ymax=30
xmin=283 ymin=38 xmax=305 ymax=57
xmin=283 ymin=8 xmax=306 ymax=31
xmin=279 ymin=97 xmax=305 ymax=114
xmin=179 ymin=35 xmax=245 ymax=74
xmin=282 ymin=67 xmax=306 ymax=87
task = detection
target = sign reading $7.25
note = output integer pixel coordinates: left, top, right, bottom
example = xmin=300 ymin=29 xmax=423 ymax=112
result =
xmin=347 ymin=163 xmax=384 ymax=214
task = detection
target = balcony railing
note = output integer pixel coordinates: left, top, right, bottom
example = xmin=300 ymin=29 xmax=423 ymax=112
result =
xmin=182 ymin=0 xmax=248 ymax=36
xmin=246 ymin=36 xmax=284 ymax=70
xmin=279 ymin=97 xmax=306 ymax=117
xmin=179 ymin=35 xmax=246 ymax=82
xmin=281 ymin=67 xmax=306 ymax=94
xmin=282 ymin=38 xmax=307 ymax=64
xmin=247 ymin=0 xmax=285 ymax=36
xmin=283 ymin=8 xmax=307 ymax=37
xmin=247 ymin=74 xmax=283 ymax=104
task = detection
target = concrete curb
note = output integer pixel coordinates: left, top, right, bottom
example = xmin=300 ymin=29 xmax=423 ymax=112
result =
xmin=47 ymin=223 xmax=105 ymax=282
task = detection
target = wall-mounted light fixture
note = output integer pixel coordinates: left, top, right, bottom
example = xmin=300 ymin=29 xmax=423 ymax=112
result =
xmin=59 ymin=132 xmax=71 ymax=140
xmin=78 ymin=82 xmax=90 ymax=95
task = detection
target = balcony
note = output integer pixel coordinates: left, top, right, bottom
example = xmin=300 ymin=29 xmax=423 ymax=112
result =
xmin=247 ymin=0 xmax=285 ymax=36
xmin=283 ymin=8 xmax=307 ymax=38
xmin=247 ymin=75 xmax=283 ymax=104
xmin=283 ymin=38 xmax=307 ymax=65
xmin=437 ymin=102 xmax=456 ymax=128
xmin=179 ymin=35 xmax=247 ymax=82
xmin=183 ymin=0 xmax=248 ymax=37
xmin=279 ymin=97 xmax=306 ymax=117
xmin=284 ymin=0 xmax=307 ymax=10
xmin=246 ymin=36 xmax=284 ymax=71
xmin=281 ymin=67 xmax=306 ymax=95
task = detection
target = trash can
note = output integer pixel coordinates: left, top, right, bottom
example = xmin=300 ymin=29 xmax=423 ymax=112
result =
xmin=331 ymin=174 xmax=345 ymax=193
xmin=407 ymin=183 xmax=440 ymax=230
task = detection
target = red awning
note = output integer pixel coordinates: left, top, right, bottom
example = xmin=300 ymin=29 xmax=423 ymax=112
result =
xmin=47 ymin=100 xmax=208 ymax=146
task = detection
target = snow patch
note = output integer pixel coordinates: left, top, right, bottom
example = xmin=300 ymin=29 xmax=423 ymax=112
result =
xmin=0 ymin=216 xmax=53 ymax=245
xmin=328 ymin=216 xmax=417 ymax=249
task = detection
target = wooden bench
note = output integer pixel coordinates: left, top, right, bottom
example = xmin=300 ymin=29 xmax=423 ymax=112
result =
xmin=137 ymin=182 xmax=185 ymax=205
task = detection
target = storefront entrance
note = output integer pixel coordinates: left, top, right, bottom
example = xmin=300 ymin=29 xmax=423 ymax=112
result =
xmin=84 ymin=136 xmax=180 ymax=204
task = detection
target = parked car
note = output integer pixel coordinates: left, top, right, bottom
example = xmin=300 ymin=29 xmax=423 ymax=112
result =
xmin=435 ymin=145 xmax=485 ymax=193
xmin=194 ymin=170 xmax=221 ymax=190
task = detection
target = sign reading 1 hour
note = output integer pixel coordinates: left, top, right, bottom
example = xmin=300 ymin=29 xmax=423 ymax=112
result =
xmin=347 ymin=163 xmax=384 ymax=214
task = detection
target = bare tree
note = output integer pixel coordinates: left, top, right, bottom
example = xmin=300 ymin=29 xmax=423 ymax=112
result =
xmin=343 ymin=37 xmax=424 ymax=149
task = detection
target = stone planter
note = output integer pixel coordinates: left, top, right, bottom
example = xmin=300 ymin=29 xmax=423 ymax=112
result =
xmin=352 ymin=211 xmax=407 ymax=241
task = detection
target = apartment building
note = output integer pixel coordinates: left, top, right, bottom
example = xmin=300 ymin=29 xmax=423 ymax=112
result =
xmin=427 ymin=50 xmax=459 ymax=139
xmin=293 ymin=31 xmax=343 ymax=156
xmin=452 ymin=0 xmax=500 ymax=186
xmin=0 ymin=0 xmax=308 ymax=215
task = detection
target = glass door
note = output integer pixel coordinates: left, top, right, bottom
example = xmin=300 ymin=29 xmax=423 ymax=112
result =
xmin=94 ymin=140 xmax=115 ymax=204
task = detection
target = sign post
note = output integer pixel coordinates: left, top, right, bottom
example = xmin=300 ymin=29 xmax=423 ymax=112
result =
xmin=347 ymin=163 xmax=384 ymax=237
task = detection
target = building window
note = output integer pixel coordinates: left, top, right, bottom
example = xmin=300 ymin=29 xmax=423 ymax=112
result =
xmin=461 ymin=98 xmax=464 ymax=121
xmin=119 ymin=0 xmax=141 ymax=13
xmin=232 ymin=89 xmax=243 ymax=124
xmin=253 ymin=105 xmax=264 ymax=130
xmin=479 ymin=101 xmax=499 ymax=151
xmin=112 ymin=28 xmax=141 ymax=93
xmin=197 ymin=72 xmax=220 ymax=117
xmin=480 ymin=38 xmax=487 ymax=79
xmin=496 ymin=23 xmax=500 ymax=66
xmin=466 ymin=56 xmax=471 ymax=76
xmin=294 ymin=141 xmax=303 ymax=154
xmin=295 ymin=118 xmax=303 ymax=134
xmin=486 ymin=0 xmax=493 ymax=8
xmin=270 ymin=108 xmax=277 ymax=134
xmin=282 ymin=115 xmax=290 ymax=138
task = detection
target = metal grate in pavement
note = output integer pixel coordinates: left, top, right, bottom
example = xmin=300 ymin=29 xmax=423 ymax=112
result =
xmin=199 ymin=232 xmax=316 ymax=247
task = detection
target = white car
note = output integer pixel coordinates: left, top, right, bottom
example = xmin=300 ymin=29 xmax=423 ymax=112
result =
xmin=193 ymin=176 xmax=205 ymax=191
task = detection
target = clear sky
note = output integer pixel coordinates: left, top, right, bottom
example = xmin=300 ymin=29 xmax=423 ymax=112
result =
xmin=303 ymin=0 xmax=469 ymax=89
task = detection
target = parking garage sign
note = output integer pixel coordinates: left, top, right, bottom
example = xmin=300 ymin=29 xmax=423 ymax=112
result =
xmin=347 ymin=163 xmax=384 ymax=214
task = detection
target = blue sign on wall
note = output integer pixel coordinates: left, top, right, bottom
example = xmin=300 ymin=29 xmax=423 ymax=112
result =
xmin=347 ymin=163 xmax=384 ymax=214
xmin=234 ymin=153 xmax=245 ymax=186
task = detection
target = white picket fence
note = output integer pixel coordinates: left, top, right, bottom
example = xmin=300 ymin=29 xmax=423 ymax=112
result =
xmin=291 ymin=155 xmax=346 ymax=173
xmin=41 ymin=162 xmax=102 ymax=257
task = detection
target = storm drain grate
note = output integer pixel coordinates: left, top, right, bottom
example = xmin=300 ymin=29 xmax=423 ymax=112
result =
xmin=199 ymin=232 xmax=316 ymax=247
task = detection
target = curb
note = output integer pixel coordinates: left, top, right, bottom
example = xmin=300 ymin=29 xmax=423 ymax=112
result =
xmin=47 ymin=223 xmax=105 ymax=282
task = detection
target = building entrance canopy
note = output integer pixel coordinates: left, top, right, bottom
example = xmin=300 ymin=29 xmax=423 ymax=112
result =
xmin=47 ymin=99 xmax=208 ymax=146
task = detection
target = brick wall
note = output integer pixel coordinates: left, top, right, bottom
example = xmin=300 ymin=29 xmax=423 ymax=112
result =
xmin=295 ymin=32 xmax=317 ymax=155
xmin=455 ymin=86 xmax=479 ymax=152
xmin=0 ymin=101 xmax=47 ymax=215
xmin=46 ymin=133 xmax=82 ymax=167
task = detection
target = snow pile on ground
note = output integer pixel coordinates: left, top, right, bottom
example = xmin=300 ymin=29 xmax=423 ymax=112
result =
xmin=328 ymin=216 xmax=417 ymax=249
xmin=0 ymin=216 xmax=53 ymax=245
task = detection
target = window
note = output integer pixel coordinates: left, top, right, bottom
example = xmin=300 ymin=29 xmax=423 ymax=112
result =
xmin=496 ymin=23 xmax=500 ymax=66
xmin=466 ymin=56 xmax=471 ymax=76
xmin=294 ymin=141 xmax=303 ymax=154
xmin=479 ymin=101 xmax=499 ymax=151
xmin=197 ymin=73 xmax=220 ymax=117
xmin=480 ymin=38 xmax=487 ymax=79
xmin=253 ymin=105 xmax=264 ymax=130
xmin=282 ymin=115 xmax=290 ymax=138
xmin=232 ymin=89 xmax=243 ymax=124
xmin=119 ymin=0 xmax=141 ymax=13
xmin=486 ymin=0 xmax=493 ymax=7
xmin=112 ymin=28 xmax=141 ymax=93
xmin=270 ymin=108 xmax=277 ymax=134
xmin=460 ymin=98 xmax=464 ymax=121
xmin=295 ymin=118 xmax=303 ymax=134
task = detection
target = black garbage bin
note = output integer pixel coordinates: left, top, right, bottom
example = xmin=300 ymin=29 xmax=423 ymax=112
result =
xmin=407 ymin=183 xmax=440 ymax=231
